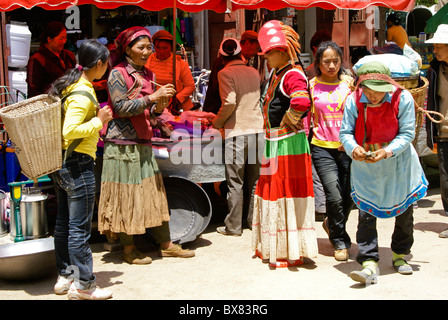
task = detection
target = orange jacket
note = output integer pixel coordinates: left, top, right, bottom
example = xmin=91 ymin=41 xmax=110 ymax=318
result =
xmin=146 ymin=53 xmax=195 ymax=111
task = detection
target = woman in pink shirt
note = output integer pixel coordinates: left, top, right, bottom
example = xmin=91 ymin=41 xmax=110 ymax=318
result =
xmin=309 ymin=41 xmax=353 ymax=261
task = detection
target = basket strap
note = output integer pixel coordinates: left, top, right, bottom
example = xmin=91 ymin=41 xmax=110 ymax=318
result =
xmin=61 ymin=90 xmax=99 ymax=162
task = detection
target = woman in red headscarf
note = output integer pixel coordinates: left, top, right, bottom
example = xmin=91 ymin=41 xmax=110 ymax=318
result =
xmin=98 ymin=27 xmax=195 ymax=264
xmin=252 ymin=20 xmax=318 ymax=268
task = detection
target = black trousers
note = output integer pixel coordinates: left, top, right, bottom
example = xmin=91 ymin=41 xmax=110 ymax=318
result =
xmin=437 ymin=141 xmax=448 ymax=215
xmin=355 ymin=206 xmax=414 ymax=265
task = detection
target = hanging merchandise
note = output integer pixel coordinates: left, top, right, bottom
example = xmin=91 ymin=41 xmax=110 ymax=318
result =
xmin=183 ymin=13 xmax=194 ymax=48
xmin=161 ymin=16 xmax=184 ymax=48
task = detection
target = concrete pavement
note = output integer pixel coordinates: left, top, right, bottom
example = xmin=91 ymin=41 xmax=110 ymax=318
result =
xmin=1 ymin=187 xmax=447 ymax=301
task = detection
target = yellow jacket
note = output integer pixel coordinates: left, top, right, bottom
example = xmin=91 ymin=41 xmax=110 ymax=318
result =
xmin=61 ymin=76 xmax=103 ymax=159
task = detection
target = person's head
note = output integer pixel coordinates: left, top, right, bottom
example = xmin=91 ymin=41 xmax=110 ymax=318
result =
xmin=110 ymin=27 xmax=152 ymax=68
xmin=426 ymin=24 xmax=448 ymax=64
xmin=310 ymin=30 xmax=331 ymax=56
xmin=151 ymin=30 xmax=174 ymax=61
xmin=48 ymin=40 xmax=110 ymax=96
xmin=356 ymin=61 xmax=402 ymax=104
xmin=258 ymin=20 xmax=303 ymax=69
xmin=219 ymin=38 xmax=242 ymax=64
xmin=386 ymin=12 xmax=401 ymax=28
xmin=351 ymin=47 xmax=371 ymax=66
xmin=314 ymin=41 xmax=344 ymax=80
xmin=240 ymin=30 xmax=260 ymax=60
xmin=41 ymin=21 xmax=67 ymax=54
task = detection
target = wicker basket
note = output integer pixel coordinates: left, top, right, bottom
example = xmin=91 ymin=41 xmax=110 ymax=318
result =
xmin=394 ymin=75 xmax=420 ymax=90
xmin=0 ymin=94 xmax=62 ymax=180
xmin=403 ymin=77 xmax=429 ymax=147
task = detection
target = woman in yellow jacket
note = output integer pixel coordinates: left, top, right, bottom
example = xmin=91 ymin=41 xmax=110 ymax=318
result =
xmin=48 ymin=40 xmax=113 ymax=300
xmin=146 ymin=30 xmax=195 ymax=112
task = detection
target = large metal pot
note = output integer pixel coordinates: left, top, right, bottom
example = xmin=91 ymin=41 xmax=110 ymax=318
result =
xmin=10 ymin=193 xmax=48 ymax=240
xmin=0 ymin=237 xmax=55 ymax=280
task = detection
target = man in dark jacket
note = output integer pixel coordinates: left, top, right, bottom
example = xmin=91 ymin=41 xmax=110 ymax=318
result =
xmin=425 ymin=24 xmax=448 ymax=237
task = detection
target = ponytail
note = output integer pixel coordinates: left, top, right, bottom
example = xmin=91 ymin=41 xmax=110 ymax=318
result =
xmin=48 ymin=39 xmax=110 ymax=97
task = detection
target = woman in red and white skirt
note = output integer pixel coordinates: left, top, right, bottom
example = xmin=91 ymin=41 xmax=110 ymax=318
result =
xmin=252 ymin=20 xmax=318 ymax=268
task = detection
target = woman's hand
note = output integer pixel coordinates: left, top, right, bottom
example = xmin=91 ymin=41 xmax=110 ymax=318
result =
xmin=352 ymin=146 xmax=387 ymax=163
xmin=152 ymin=84 xmax=176 ymax=112
xmin=364 ymin=148 xmax=387 ymax=163
xmin=280 ymin=113 xmax=303 ymax=133
xmin=97 ymin=105 xmax=113 ymax=125
xmin=352 ymin=146 xmax=367 ymax=161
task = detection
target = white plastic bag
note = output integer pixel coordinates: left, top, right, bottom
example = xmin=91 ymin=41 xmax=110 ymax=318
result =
xmin=353 ymin=54 xmax=420 ymax=77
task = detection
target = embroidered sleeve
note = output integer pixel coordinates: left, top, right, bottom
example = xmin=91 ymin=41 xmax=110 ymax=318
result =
xmin=282 ymin=70 xmax=311 ymax=124
xmin=108 ymin=69 xmax=149 ymax=117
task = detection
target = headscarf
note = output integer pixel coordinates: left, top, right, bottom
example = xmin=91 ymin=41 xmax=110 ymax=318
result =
xmin=109 ymin=26 xmax=152 ymax=69
xmin=355 ymin=61 xmax=404 ymax=92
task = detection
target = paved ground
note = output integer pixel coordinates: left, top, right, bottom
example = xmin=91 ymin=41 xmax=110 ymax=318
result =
xmin=1 ymin=187 xmax=447 ymax=303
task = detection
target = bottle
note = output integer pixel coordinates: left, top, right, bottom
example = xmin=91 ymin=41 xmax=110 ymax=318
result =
xmin=419 ymin=32 xmax=426 ymax=43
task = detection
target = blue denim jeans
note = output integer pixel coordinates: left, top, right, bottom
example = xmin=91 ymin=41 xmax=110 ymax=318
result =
xmin=311 ymin=145 xmax=353 ymax=250
xmin=356 ymin=206 xmax=414 ymax=264
xmin=54 ymin=151 xmax=96 ymax=290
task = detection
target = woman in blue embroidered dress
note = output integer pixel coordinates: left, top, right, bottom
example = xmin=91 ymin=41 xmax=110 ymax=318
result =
xmin=339 ymin=61 xmax=428 ymax=284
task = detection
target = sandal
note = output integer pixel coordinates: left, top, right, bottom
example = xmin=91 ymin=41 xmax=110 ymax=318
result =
xmin=393 ymin=258 xmax=413 ymax=275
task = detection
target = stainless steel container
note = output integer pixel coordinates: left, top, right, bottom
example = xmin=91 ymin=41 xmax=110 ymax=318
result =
xmin=10 ymin=193 xmax=48 ymax=240
xmin=0 ymin=237 xmax=55 ymax=280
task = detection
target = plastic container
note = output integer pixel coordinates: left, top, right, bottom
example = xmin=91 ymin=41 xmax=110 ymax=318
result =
xmin=6 ymin=22 xmax=31 ymax=69
xmin=300 ymin=53 xmax=311 ymax=69
xmin=419 ymin=32 xmax=426 ymax=43
xmin=8 ymin=70 xmax=27 ymax=101
xmin=5 ymin=141 xmax=28 ymax=190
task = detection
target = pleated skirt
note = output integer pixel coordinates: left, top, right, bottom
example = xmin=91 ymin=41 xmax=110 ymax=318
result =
xmin=252 ymin=132 xmax=318 ymax=265
xmin=97 ymin=142 xmax=170 ymax=235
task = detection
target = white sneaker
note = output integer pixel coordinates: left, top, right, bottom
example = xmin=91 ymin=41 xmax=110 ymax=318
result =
xmin=67 ymin=283 xmax=113 ymax=300
xmin=54 ymin=275 xmax=73 ymax=295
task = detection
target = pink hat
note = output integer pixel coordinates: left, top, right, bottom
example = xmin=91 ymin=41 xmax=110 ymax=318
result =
xmin=257 ymin=20 xmax=288 ymax=55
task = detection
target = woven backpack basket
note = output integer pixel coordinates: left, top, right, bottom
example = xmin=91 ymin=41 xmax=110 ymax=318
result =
xmin=0 ymin=94 xmax=62 ymax=180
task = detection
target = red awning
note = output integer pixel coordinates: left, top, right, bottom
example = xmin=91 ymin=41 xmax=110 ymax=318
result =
xmin=0 ymin=0 xmax=229 ymax=12
xmin=231 ymin=0 xmax=415 ymax=11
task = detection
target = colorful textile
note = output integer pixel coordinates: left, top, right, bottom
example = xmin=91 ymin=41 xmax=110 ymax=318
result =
xmin=252 ymin=132 xmax=317 ymax=264
xmin=340 ymin=88 xmax=428 ymax=218
xmin=98 ymin=143 xmax=170 ymax=235
xmin=262 ymin=63 xmax=310 ymax=140
xmin=105 ymin=60 xmax=155 ymax=142
xmin=252 ymin=61 xmax=317 ymax=265
xmin=309 ymin=77 xmax=352 ymax=149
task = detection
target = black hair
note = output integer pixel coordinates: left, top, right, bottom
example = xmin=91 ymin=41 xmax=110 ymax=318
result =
xmin=48 ymin=40 xmax=110 ymax=97
xmin=314 ymin=41 xmax=346 ymax=80
xmin=387 ymin=13 xmax=401 ymax=26
xmin=351 ymin=47 xmax=371 ymax=66
xmin=310 ymin=30 xmax=332 ymax=53
xmin=40 ymin=21 xmax=66 ymax=45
